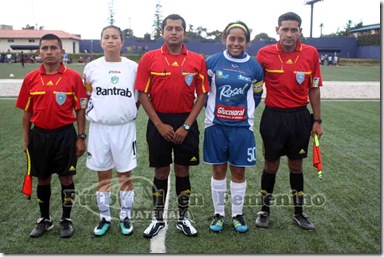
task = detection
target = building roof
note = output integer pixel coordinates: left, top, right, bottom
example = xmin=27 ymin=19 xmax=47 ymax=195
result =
xmin=0 ymin=30 xmax=82 ymax=40
xmin=350 ymin=24 xmax=381 ymax=33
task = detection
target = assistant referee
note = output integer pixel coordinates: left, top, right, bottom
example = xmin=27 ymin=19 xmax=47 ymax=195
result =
xmin=16 ymin=33 xmax=87 ymax=238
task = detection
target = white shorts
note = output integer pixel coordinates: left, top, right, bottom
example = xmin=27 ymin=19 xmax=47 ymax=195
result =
xmin=86 ymin=121 xmax=137 ymax=172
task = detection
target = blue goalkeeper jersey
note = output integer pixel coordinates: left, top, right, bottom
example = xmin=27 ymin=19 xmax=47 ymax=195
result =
xmin=204 ymin=50 xmax=264 ymax=130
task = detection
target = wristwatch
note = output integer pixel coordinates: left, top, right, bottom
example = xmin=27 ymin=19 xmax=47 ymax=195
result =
xmin=314 ymin=119 xmax=322 ymax=124
xmin=183 ymin=123 xmax=191 ymax=131
xmin=78 ymin=133 xmax=87 ymax=140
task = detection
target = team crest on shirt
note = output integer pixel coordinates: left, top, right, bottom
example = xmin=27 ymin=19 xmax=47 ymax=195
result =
xmin=296 ymin=72 xmax=305 ymax=84
xmin=111 ymin=76 xmax=119 ymax=84
xmin=184 ymin=73 xmax=194 ymax=86
xmin=56 ymin=92 xmax=66 ymax=105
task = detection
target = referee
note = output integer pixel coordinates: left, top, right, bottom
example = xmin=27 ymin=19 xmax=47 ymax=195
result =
xmin=16 ymin=33 xmax=87 ymax=238
xmin=255 ymin=12 xmax=323 ymax=231
xmin=135 ymin=14 xmax=209 ymax=238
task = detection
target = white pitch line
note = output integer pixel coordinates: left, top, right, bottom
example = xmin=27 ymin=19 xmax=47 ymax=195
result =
xmin=150 ymin=172 xmax=171 ymax=253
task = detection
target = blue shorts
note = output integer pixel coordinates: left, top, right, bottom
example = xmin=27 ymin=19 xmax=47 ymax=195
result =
xmin=203 ymin=125 xmax=256 ymax=167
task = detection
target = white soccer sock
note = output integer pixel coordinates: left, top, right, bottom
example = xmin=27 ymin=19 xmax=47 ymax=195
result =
xmin=211 ymin=177 xmax=227 ymax=216
xmin=120 ymin=190 xmax=134 ymax=220
xmin=96 ymin=191 xmax=111 ymax=222
xmin=230 ymin=180 xmax=247 ymax=217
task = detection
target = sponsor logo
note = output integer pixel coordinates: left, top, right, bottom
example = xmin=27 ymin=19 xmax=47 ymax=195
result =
xmin=219 ymin=84 xmax=249 ymax=101
xmin=95 ymin=87 xmax=133 ymax=97
xmin=216 ymin=104 xmax=246 ymax=120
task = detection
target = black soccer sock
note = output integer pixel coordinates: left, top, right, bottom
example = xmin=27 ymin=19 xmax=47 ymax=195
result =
xmin=153 ymin=177 xmax=168 ymax=221
xmin=260 ymin=170 xmax=276 ymax=213
xmin=290 ymin=172 xmax=304 ymax=215
xmin=61 ymin=182 xmax=75 ymax=220
xmin=37 ymin=184 xmax=51 ymax=220
xmin=175 ymin=176 xmax=191 ymax=220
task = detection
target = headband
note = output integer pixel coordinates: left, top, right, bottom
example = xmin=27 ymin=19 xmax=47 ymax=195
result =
xmin=226 ymin=23 xmax=248 ymax=34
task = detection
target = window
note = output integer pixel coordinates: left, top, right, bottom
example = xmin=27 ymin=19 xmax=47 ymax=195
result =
xmin=29 ymin=39 xmax=35 ymax=43
xmin=8 ymin=39 xmax=14 ymax=42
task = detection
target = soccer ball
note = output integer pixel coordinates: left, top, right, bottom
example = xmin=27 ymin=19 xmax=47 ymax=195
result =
xmin=9 ymin=74 xmax=14 ymax=78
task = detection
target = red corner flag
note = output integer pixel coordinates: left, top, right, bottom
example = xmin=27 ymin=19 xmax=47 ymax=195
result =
xmin=313 ymin=134 xmax=323 ymax=180
xmin=21 ymin=149 xmax=32 ymax=199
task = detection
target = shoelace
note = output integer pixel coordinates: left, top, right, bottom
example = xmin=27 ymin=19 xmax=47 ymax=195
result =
xmin=234 ymin=215 xmax=245 ymax=226
xmin=212 ymin=215 xmax=223 ymax=225
xmin=97 ymin=219 xmax=109 ymax=229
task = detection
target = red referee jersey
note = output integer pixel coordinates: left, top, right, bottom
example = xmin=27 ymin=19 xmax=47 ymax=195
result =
xmin=135 ymin=44 xmax=209 ymax=113
xmin=16 ymin=64 xmax=87 ymax=130
xmin=256 ymin=40 xmax=323 ymax=109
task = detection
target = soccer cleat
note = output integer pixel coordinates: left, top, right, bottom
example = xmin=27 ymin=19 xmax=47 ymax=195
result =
xmin=293 ymin=212 xmax=315 ymax=231
xmin=176 ymin=217 xmax=197 ymax=237
xmin=255 ymin=211 xmax=270 ymax=229
xmin=210 ymin=214 xmax=225 ymax=232
xmin=59 ymin=218 xmax=74 ymax=238
xmin=94 ymin=218 xmax=111 ymax=236
xmin=232 ymin=214 xmax=248 ymax=233
xmin=30 ymin=217 xmax=54 ymax=238
xmin=143 ymin=217 xmax=165 ymax=238
xmin=120 ymin=217 xmax=134 ymax=235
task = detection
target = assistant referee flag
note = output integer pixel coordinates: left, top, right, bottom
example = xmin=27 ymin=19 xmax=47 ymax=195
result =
xmin=21 ymin=149 xmax=32 ymax=199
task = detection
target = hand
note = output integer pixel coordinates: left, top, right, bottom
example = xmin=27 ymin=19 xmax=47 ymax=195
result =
xmin=157 ymin=123 xmax=175 ymax=142
xmin=76 ymin=139 xmax=86 ymax=158
xmin=312 ymin=123 xmax=323 ymax=139
xmin=173 ymin=126 xmax=188 ymax=145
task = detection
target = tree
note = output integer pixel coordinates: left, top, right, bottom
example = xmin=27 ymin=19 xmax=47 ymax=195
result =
xmin=206 ymin=30 xmax=222 ymax=40
xmin=254 ymin=32 xmax=276 ymax=42
xmin=22 ymin=24 xmax=35 ymax=30
xmin=152 ymin=3 xmax=162 ymax=39
xmin=108 ymin=0 xmax=115 ymax=26
xmin=122 ymin=28 xmax=135 ymax=39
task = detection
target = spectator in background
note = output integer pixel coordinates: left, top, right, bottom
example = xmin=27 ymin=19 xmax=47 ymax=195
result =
xmin=63 ymin=50 xmax=69 ymax=65
xmin=333 ymin=53 xmax=338 ymax=66
xmin=20 ymin=51 xmax=25 ymax=68
xmin=6 ymin=52 xmax=12 ymax=64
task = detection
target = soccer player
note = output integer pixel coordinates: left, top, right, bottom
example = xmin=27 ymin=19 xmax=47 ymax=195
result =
xmin=204 ymin=21 xmax=264 ymax=233
xmin=135 ymin=14 xmax=209 ymax=238
xmin=255 ymin=12 xmax=323 ymax=230
xmin=16 ymin=33 xmax=87 ymax=238
xmin=83 ymin=25 xmax=139 ymax=236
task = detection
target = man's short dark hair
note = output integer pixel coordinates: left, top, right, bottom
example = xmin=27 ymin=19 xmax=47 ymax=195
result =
xmin=162 ymin=14 xmax=186 ymax=31
xmin=39 ymin=33 xmax=63 ymax=49
xmin=278 ymin=12 xmax=302 ymax=27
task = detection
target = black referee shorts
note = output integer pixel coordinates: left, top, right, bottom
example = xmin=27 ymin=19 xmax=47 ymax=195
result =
xmin=28 ymin=124 xmax=77 ymax=178
xmin=146 ymin=112 xmax=200 ymax=168
xmin=260 ymin=106 xmax=312 ymax=161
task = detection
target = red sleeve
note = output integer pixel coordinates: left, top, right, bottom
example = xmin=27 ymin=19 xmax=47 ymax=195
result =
xmin=310 ymin=48 xmax=323 ymax=88
xmin=134 ymin=52 xmax=151 ymax=93
xmin=16 ymin=74 xmax=33 ymax=112
xmin=196 ymin=57 xmax=209 ymax=94
xmin=72 ymin=71 xmax=87 ymax=110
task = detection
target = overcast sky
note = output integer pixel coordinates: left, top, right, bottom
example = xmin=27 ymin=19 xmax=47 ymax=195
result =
xmin=1 ymin=0 xmax=381 ymax=40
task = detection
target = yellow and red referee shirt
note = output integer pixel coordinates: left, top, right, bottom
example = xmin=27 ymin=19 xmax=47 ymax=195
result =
xmin=256 ymin=40 xmax=323 ymax=109
xmin=135 ymin=43 xmax=209 ymax=113
xmin=16 ymin=63 xmax=87 ymax=130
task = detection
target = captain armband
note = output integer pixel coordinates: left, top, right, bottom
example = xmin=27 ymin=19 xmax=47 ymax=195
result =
xmin=253 ymin=81 xmax=263 ymax=93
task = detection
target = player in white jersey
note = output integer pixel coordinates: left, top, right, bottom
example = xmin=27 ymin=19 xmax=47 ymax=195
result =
xmin=203 ymin=21 xmax=264 ymax=233
xmin=83 ymin=25 xmax=139 ymax=237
